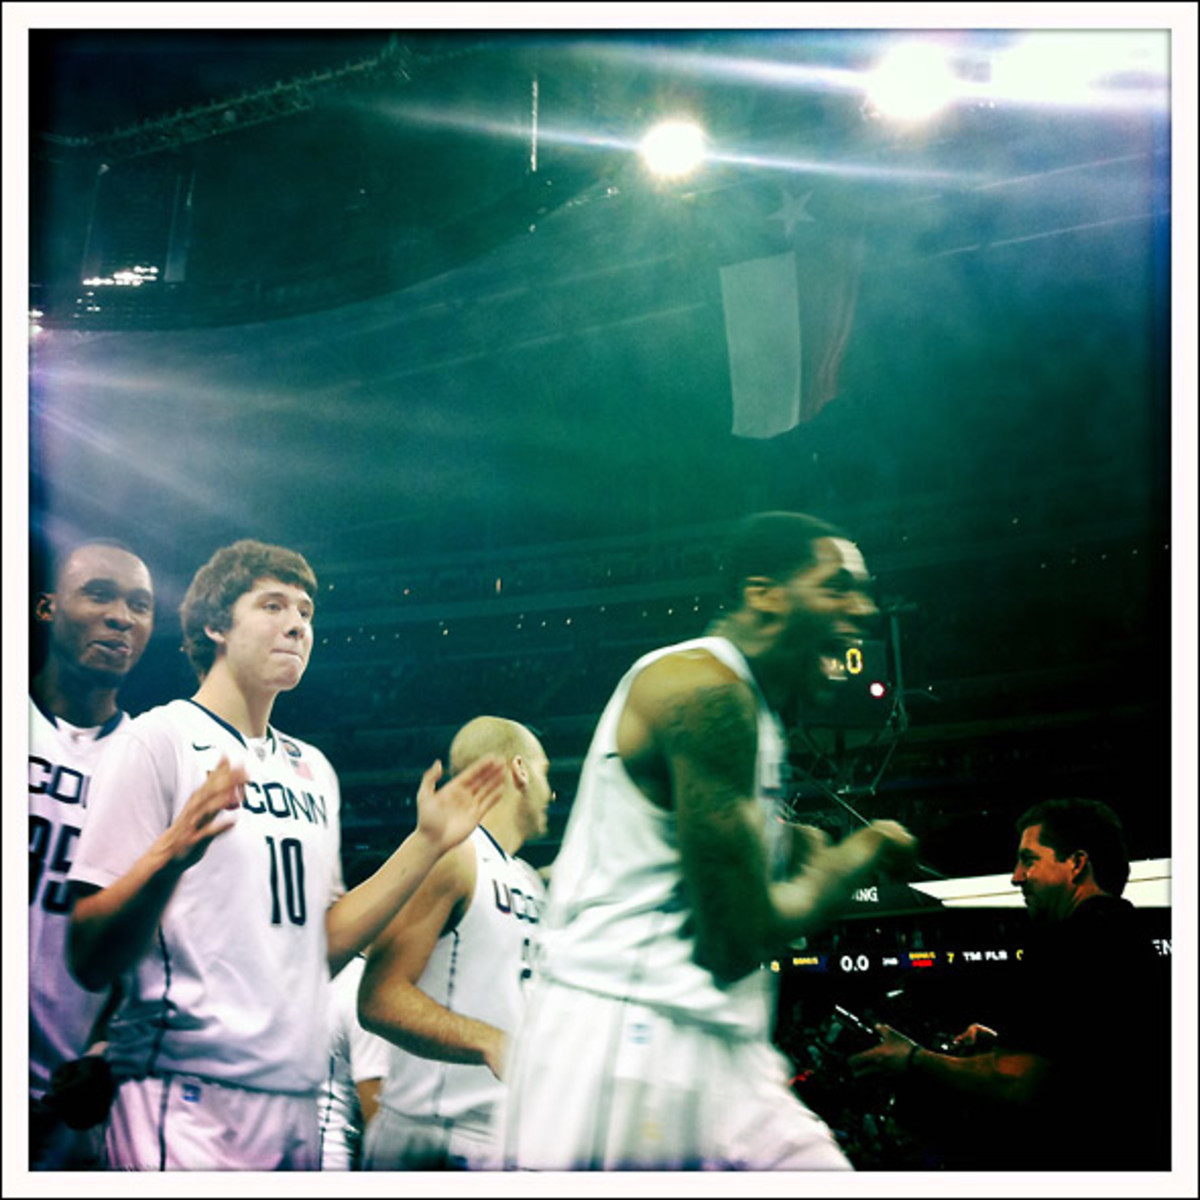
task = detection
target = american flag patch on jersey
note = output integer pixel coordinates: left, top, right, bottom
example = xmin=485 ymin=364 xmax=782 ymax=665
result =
xmin=280 ymin=738 xmax=313 ymax=779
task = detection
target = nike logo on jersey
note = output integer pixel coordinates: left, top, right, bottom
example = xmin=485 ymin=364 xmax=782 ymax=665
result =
xmin=192 ymin=743 xmax=213 ymax=751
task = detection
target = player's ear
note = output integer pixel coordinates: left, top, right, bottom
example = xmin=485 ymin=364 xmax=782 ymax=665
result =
xmin=742 ymin=576 xmax=786 ymax=614
xmin=204 ymin=624 xmax=227 ymax=648
xmin=1069 ymin=849 xmax=1090 ymax=883
xmin=511 ymin=755 xmax=529 ymax=789
xmin=34 ymin=593 xmax=56 ymax=624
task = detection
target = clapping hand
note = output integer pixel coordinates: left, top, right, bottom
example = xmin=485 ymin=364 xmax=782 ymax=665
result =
xmin=414 ymin=755 xmax=507 ymax=854
xmin=163 ymin=756 xmax=247 ymax=872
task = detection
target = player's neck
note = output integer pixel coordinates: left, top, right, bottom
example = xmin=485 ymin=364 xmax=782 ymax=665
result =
xmin=482 ymin=799 xmax=525 ymax=856
xmin=705 ymin=616 xmax=788 ymax=711
xmin=192 ymin=664 xmax=276 ymax=740
xmin=31 ymin=660 xmax=120 ymax=728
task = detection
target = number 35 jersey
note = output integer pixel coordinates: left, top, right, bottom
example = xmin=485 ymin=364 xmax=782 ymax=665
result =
xmin=29 ymin=697 xmax=127 ymax=1099
xmin=70 ymin=699 xmax=344 ymax=1094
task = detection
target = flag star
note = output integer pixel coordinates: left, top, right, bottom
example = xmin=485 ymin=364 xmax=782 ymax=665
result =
xmin=768 ymin=189 xmax=816 ymax=237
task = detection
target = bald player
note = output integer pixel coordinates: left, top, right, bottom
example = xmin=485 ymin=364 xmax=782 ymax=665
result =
xmin=29 ymin=539 xmax=155 ymax=1169
xmin=360 ymin=717 xmax=552 ymax=1170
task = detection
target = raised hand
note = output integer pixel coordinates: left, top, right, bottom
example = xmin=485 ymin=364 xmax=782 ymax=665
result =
xmin=162 ymin=756 xmax=247 ymax=873
xmin=414 ymin=755 xmax=506 ymax=854
xmin=69 ymin=756 xmax=250 ymax=993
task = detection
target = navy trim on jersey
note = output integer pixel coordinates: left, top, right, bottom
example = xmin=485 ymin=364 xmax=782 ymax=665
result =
xmin=97 ymin=709 xmax=125 ymax=739
xmin=30 ymin=694 xmax=126 ymax=739
xmin=183 ymin=699 xmax=277 ymax=756
xmin=184 ymin=699 xmax=249 ymax=747
xmin=478 ymin=825 xmax=507 ymax=860
xmin=156 ymin=1076 xmax=171 ymax=1170
xmin=31 ymin=693 xmax=56 ymax=727
xmin=317 ymin=1051 xmax=337 ymax=1169
xmin=145 ymin=926 xmax=174 ymax=1081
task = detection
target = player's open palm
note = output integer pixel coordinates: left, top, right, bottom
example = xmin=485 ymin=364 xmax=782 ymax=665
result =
xmin=165 ymin=756 xmax=247 ymax=871
xmin=415 ymin=756 xmax=506 ymax=853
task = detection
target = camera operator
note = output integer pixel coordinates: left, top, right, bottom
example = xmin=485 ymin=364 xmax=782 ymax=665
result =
xmin=849 ymin=798 xmax=1169 ymax=1171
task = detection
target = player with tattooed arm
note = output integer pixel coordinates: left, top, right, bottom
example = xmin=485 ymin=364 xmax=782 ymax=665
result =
xmin=498 ymin=512 xmax=916 ymax=1171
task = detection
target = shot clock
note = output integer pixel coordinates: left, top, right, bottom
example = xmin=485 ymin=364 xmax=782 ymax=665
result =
xmin=811 ymin=638 xmax=894 ymax=729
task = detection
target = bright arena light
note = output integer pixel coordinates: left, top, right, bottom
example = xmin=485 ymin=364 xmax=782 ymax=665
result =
xmin=639 ymin=119 xmax=707 ymax=179
xmin=989 ymin=31 xmax=1168 ymax=107
xmin=866 ymin=42 xmax=959 ymax=123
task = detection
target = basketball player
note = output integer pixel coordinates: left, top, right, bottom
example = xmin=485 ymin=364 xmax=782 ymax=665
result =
xmin=29 ymin=539 xmax=155 ymax=1170
xmin=360 ymin=717 xmax=551 ymax=1170
xmin=316 ymin=849 xmax=392 ymax=1170
xmin=67 ymin=539 xmax=506 ymax=1170
xmin=498 ymin=512 xmax=917 ymax=1170
xmin=317 ymin=949 xmax=389 ymax=1170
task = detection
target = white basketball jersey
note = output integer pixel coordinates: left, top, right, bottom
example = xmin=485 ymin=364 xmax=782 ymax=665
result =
xmin=536 ymin=636 xmax=788 ymax=1037
xmin=28 ymin=697 xmax=126 ymax=1098
xmin=70 ymin=698 xmax=344 ymax=1093
xmin=378 ymin=826 xmax=546 ymax=1123
xmin=318 ymin=953 xmax=391 ymax=1170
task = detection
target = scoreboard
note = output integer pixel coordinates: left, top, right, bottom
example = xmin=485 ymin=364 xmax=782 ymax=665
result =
xmin=772 ymin=945 xmax=1022 ymax=975
xmin=771 ymin=925 xmax=1171 ymax=976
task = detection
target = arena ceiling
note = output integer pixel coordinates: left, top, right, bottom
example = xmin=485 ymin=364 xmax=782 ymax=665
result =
xmin=22 ymin=24 xmax=1181 ymax=868
xmin=28 ymin=28 xmax=1172 ymax=555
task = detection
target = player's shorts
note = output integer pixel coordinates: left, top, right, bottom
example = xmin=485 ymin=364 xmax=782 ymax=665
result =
xmin=102 ymin=1074 xmax=319 ymax=1170
xmin=363 ymin=1103 xmax=497 ymax=1170
xmin=496 ymin=980 xmax=852 ymax=1171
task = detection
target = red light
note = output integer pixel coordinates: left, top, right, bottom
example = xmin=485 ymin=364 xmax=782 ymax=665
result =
xmin=869 ymin=681 xmax=888 ymax=699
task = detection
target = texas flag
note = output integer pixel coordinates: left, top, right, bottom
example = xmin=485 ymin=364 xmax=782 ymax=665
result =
xmin=711 ymin=182 xmax=866 ymax=438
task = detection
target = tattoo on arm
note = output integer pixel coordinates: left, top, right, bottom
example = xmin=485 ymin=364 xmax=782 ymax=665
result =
xmin=659 ymin=682 xmax=758 ymax=800
xmin=659 ymin=680 xmax=773 ymax=981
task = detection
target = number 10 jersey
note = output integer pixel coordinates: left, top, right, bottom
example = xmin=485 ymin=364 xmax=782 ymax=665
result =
xmin=70 ymin=699 xmax=344 ymax=1094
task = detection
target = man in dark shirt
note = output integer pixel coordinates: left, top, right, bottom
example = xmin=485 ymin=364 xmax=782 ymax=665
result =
xmin=849 ymin=798 xmax=1169 ymax=1171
